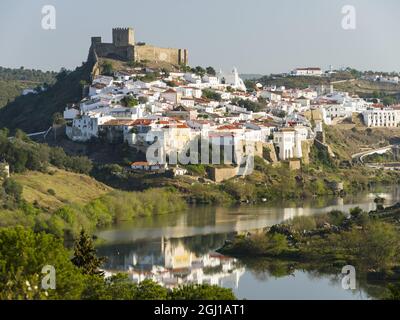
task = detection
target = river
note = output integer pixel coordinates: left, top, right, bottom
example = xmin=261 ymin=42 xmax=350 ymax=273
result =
xmin=96 ymin=186 xmax=400 ymax=300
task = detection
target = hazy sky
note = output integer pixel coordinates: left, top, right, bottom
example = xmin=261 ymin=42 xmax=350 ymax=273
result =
xmin=0 ymin=0 xmax=399 ymax=74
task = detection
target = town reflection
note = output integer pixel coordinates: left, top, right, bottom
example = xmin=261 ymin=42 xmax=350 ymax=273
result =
xmin=96 ymin=186 xmax=400 ymax=297
xmin=98 ymin=235 xmax=244 ymax=289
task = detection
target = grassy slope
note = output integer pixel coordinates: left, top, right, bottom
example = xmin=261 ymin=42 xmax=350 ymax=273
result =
xmin=334 ymin=79 xmax=400 ymax=96
xmin=325 ymin=123 xmax=400 ymax=160
xmin=13 ymin=168 xmax=112 ymax=210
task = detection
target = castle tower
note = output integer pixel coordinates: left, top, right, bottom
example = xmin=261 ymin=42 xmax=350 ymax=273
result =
xmin=112 ymin=27 xmax=135 ymax=47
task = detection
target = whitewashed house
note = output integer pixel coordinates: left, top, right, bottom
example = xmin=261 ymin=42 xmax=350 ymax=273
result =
xmin=362 ymin=106 xmax=400 ymax=127
xmin=292 ymin=67 xmax=322 ymax=77
xmin=273 ymin=126 xmax=309 ymax=160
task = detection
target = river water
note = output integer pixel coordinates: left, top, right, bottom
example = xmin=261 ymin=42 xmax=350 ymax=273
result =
xmin=96 ymin=186 xmax=400 ymax=300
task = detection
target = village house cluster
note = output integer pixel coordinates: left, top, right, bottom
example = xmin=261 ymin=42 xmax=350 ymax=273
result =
xmin=63 ymin=64 xmax=400 ymax=175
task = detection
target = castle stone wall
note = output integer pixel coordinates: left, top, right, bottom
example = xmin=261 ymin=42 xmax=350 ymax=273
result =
xmin=135 ymin=45 xmax=187 ymax=65
xmin=112 ymin=28 xmax=135 ymax=47
xmin=93 ymin=43 xmax=132 ymax=61
xmin=90 ymin=28 xmax=188 ymax=66
xmin=208 ymin=166 xmax=238 ymax=183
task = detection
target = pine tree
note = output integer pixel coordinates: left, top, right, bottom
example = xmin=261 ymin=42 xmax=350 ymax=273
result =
xmin=71 ymin=229 xmax=106 ymax=276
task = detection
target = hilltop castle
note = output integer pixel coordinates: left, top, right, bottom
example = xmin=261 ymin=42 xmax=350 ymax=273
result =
xmin=91 ymin=27 xmax=188 ymax=66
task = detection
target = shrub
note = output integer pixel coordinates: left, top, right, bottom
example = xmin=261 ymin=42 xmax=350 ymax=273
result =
xmin=288 ymin=216 xmax=317 ymax=232
xmin=169 ymin=284 xmax=236 ymax=300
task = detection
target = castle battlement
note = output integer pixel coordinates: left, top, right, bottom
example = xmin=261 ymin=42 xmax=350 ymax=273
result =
xmin=91 ymin=27 xmax=188 ymax=66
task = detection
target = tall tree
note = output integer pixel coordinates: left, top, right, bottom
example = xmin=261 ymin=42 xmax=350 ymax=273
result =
xmin=71 ymin=229 xmax=106 ymax=276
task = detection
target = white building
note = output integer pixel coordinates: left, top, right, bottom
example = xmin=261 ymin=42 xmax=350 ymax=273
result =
xmin=260 ymin=90 xmax=282 ymax=102
xmin=218 ymin=67 xmax=247 ymax=91
xmin=273 ymin=127 xmax=309 ymax=160
xmin=292 ymin=67 xmax=322 ymax=77
xmin=202 ymin=75 xmax=219 ymax=86
xmin=362 ymin=107 xmax=400 ymax=127
xmin=66 ymin=113 xmax=114 ymax=141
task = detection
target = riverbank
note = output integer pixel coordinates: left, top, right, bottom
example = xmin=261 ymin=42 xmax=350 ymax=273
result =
xmin=0 ymin=186 xmax=187 ymax=239
xmin=218 ymin=203 xmax=400 ymax=285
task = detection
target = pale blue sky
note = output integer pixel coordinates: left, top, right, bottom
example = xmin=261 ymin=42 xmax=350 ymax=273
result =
xmin=0 ymin=0 xmax=399 ymax=74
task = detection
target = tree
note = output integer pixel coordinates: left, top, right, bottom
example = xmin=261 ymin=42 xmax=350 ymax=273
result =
xmin=0 ymin=227 xmax=84 ymax=299
xmin=235 ymin=99 xmax=263 ymax=112
xmin=15 ymin=129 xmax=29 ymax=142
xmin=244 ymin=79 xmax=256 ymax=92
xmin=134 ymin=279 xmax=168 ymax=300
xmin=71 ymin=229 xmax=106 ymax=276
xmin=386 ymin=283 xmax=400 ymax=300
xmin=202 ymin=89 xmax=221 ymax=102
xmin=193 ymin=66 xmax=205 ymax=76
xmin=122 ymin=96 xmax=139 ymax=107
xmin=382 ymin=96 xmax=396 ymax=106
xmin=56 ymin=68 xmax=69 ymax=81
xmin=52 ymin=112 xmax=66 ymax=125
xmin=169 ymin=284 xmax=236 ymax=300
xmin=2 ymin=178 xmax=23 ymax=202
xmin=101 ymin=62 xmax=114 ymax=76
xmin=206 ymin=66 xmax=216 ymax=76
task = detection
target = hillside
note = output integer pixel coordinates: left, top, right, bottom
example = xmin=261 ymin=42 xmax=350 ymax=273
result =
xmin=333 ymin=79 xmax=400 ymax=101
xmin=257 ymin=73 xmax=400 ymax=103
xmin=0 ymin=67 xmax=57 ymax=109
xmin=0 ymin=80 xmax=36 ymax=108
xmin=325 ymin=123 xmax=400 ymax=160
xmin=13 ymin=168 xmax=112 ymax=211
xmin=0 ymin=61 xmax=94 ymax=133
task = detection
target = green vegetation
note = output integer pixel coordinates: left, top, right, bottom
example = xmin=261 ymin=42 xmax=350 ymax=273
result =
xmin=0 ymin=66 xmax=57 ymax=109
xmin=186 ymin=183 xmax=233 ymax=205
xmin=325 ymin=124 xmax=400 ymax=160
xmin=101 ymin=61 xmax=114 ymax=76
xmin=0 ymin=226 xmax=236 ymax=300
xmin=71 ymin=229 xmax=106 ymax=276
xmin=363 ymin=151 xmax=398 ymax=163
xmin=202 ymin=89 xmax=221 ymax=101
xmin=1 ymin=178 xmax=23 ymax=209
xmin=13 ymin=169 xmax=111 ymax=210
xmin=206 ymin=66 xmax=216 ymax=76
xmin=0 ymin=66 xmax=57 ymax=83
xmin=0 ymin=130 xmax=93 ymax=175
xmin=0 ymin=61 xmax=94 ymax=133
xmin=141 ymin=72 xmax=159 ymax=82
xmin=0 ymin=186 xmax=186 ymax=238
xmin=219 ymin=206 xmax=400 ymax=275
xmin=185 ymin=164 xmax=207 ymax=176
xmin=121 ymin=95 xmax=139 ymax=107
xmin=231 ymin=98 xmax=264 ymax=112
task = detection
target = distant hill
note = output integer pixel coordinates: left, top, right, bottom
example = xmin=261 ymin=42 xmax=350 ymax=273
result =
xmin=0 ymin=67 xmax=57 ymax=109
xmin=0 ymin=60 xmax=94 ymax=133
xmin=257 ymin=72 xmax=400 ymax=102
xmin=240 ymin=74 xmax=264 ymax=81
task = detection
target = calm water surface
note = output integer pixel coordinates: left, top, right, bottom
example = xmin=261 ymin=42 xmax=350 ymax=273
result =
xmin=96 ymin=186 xmax=400 ymax=300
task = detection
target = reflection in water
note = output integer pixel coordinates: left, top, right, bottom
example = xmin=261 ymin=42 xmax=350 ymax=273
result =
xmin=99 ymin=237 xmax=244 ymax=290
xmin=96 ymin=186 xmax=400 ymax=299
